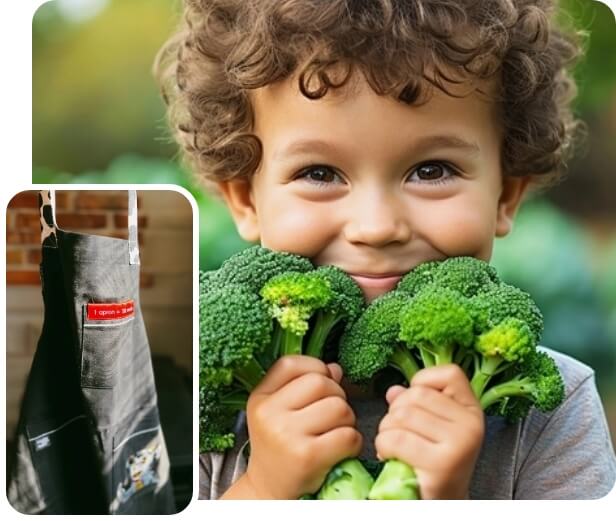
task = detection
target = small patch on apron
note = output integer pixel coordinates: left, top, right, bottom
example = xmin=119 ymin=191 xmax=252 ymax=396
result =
xmin=33 ymin=436 xmax=51 ymax=451
xmin=113 ymin=438 xmax=162 ymax=506
xmin=86 ymin=301 xmax=134 ymax=321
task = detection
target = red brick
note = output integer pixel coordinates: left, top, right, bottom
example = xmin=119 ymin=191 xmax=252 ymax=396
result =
xmin=7 ymin=191 xmax=38 ymax=209
xmin=7 ymin=271 xmax=41 ymax=285
xmin=75 ymin=192 xmax=132 ymax=210
xmin=7 ymin=232 xmax=39 ymax=245
xmin=15 ymin=213 xmax=40 ymax=231
xmin=56 ymin=213 xmax=107 ymax=229
xmin=6 ymin=250 xmax=23 ymax=265
xmin=113 ymin=214 xmax=148 ymax=229
xmin=54 ymin=192 xmax=70 ymax=210
xmin=27 ymin=249 xmax=42 ymax=265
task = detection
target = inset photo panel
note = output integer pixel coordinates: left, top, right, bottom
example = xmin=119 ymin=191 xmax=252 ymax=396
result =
xmin=5 ymin=189 xmax=193 ymax=514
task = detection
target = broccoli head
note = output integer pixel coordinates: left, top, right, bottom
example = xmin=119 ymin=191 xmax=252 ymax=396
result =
xmin=338 ymin=291 xmax=420 ymax=385
xmin=199 ymin=284 xmax=271 ymax=390
xmin=209 ymin=246 xmax=313 ymax=294
xmin=398 ymin=285 xmax=475 ymax=366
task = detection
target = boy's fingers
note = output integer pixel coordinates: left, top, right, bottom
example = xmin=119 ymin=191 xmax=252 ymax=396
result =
xmin=385 ymin=385 xmax=407 ymax=405
xmin=276 ymin=371 xmax=346 ymax=410
xmin=410 ymin=364 xmax=478 ymax=408
xmin=374 ymin=429 xmax=435 ymax=470
xmin=253 ymin=355 xmax=331 ymax=396
xmin=326 ymin=363 xmax=343 ymax=384
xmin=298 ymin=395 xmax=356 ymax=435
xmin=314 ymin=426 xmax=363 ymax=467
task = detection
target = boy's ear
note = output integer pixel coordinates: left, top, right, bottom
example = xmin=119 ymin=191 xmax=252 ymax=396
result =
xmin=495 ymin=175 xmax=532 ymax=237
xmin=217 ymin=179 xmax=260 ymax=242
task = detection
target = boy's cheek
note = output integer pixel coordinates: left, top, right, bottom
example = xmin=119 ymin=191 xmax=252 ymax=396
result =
xmin=418 ymin=202 xmax=496 ymax=260
xmin=258 ymin=205 xmax=338 ymax=258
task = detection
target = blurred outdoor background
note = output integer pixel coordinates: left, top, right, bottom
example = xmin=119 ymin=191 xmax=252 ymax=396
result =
xmin=31 ymin=0 xmax=616 ymax=443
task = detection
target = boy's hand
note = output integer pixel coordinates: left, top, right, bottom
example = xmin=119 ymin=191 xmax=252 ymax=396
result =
xmin=242 ymin=355 xmax=362 ymax=499
xmin=375 ymin=364 xmax=484 ymax=500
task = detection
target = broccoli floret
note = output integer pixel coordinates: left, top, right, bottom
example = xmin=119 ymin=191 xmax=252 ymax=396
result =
xmin=260 ymin=271 xmax=333 ymax=355
xmin=260 ymin=269 xmax=365 ymax=357
xmin=199 ymin=385 xmax=247 ymax=452
xmin=469 ymin=317 xmax=536 ymax=397
xmin=338 ymin=291 xmax=421 ymax=385
xmin=397 ymin=256 xmax=499 ymax=298
xmin=432 ymin=256 xmax=500 ymax=297
xmin=395 ymin=260 xmax=441 ymax=296
xmin=200 ymin=284 xmax=271 ymax=390
xmin=479 ymin=350 xmax=565 ymax=415
xmin=304 ymin=266 xmax=365 ymax=358
xmin=398 ymin=285 xmax=475 ymax=366
xmin=471 ymin=282 xmax=544 ymax=344
xmin=210 ymin=246 xmax=313 ymax=293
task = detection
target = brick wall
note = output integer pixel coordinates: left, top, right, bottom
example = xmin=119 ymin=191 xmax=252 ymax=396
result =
xmin=6 ymin=190 xmax=152 ymax=287
xmin=5 ymin=190 xmax=193 ymax=439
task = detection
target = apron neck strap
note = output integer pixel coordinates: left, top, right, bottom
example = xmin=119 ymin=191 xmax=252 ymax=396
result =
xmin=38 ymin=190 xmax=140 ymax=265
xmin=128 ymin=190 xmax=140 ymax=265
xmin=39 ymin=190 xmax=58 ymax=248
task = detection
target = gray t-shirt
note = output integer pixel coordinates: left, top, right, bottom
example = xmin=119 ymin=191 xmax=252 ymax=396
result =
xmin=199 ymin=347 xmax=616 ymax=499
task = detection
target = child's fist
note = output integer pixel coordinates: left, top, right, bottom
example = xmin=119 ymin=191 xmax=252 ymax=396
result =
xmin=375 ymin=364 xmax=484 ymax=499
xmin=243 ymin=355 xmax=362 ymax=499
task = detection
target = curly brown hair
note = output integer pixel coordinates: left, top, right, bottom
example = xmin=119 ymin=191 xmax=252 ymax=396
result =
xmin=155 ymin=0 xmax=585 ymax=192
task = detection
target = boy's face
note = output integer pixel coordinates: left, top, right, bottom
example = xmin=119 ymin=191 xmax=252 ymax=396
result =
xmin=220 ymin=72 xmax=529 ymax=302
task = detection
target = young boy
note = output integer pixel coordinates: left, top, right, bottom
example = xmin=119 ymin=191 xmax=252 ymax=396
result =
xmin=157 ymin=0 xmax=616 ymax=499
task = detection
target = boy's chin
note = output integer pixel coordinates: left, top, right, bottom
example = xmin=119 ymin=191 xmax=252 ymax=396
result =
xmin=361 ymin=286 xmax=391 ymax=303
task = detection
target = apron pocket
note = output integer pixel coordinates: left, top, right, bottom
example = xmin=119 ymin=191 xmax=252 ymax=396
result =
xmin=27 ymin=415 xmax=108 ymax=514
xmin=110 ymin=408 xmax=169 ymax=514
xmin=81 ymin=308 xmax=133 ymax=389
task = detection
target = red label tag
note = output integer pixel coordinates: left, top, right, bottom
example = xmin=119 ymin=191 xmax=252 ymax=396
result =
xmin=87 ymin=301 xmax=134 ymax=321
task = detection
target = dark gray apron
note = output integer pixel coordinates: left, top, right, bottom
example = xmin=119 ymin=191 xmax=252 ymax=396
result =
xmin=7 ymin=190 xmax=176 ymax=514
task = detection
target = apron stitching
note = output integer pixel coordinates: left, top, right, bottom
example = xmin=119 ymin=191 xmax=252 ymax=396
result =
xmin=28 ymin=414 xmax=88 ymax=442
xmin=84 ymin=317 xmax=135 ymax=328
xmin=113 ymin=426 xmax=160 ymax=453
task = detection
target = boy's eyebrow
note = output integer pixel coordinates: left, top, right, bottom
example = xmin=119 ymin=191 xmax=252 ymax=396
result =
xmin=273 ymin=134 xmax=480 ymax=160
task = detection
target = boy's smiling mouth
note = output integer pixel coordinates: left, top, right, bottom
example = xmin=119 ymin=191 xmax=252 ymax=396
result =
xmin=347 ymin=272 xmax=404 ymax=298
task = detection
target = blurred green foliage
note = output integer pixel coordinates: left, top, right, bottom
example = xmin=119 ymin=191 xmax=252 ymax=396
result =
xmin=559 ymin=0 xmax=616 ymax=112
xmin=33 ymin=0 xmax=181 ymax=174
xmin=492 ymin=198 xmax=616 ymax=392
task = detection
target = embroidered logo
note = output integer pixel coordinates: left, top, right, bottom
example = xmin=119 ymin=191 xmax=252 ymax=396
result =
xmin=86 ymin=301 xmax=134 ymax=321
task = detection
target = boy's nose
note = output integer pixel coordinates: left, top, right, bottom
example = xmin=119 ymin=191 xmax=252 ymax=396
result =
xmin=343 ymin=192 xmax=412 ymax=247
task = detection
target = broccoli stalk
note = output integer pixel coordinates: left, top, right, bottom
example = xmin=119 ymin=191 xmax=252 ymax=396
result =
xmin=260 ymin=271 xmax=334 ymax=356
xmin=314 ymin=459 xmax=376 ymax=500
xmin=479 ymin=350 xmax=565 ymax=414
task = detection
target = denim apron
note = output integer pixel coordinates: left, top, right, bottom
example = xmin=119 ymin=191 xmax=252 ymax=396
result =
xmin=7 ymin=190 xmax=176 ymax=514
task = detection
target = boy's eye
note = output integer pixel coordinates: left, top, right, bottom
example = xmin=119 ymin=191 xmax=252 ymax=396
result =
xmin=407 ymin=162 xmax=457 ymax=184
xmin=295 ymin=165 xmax=343 ymax=185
